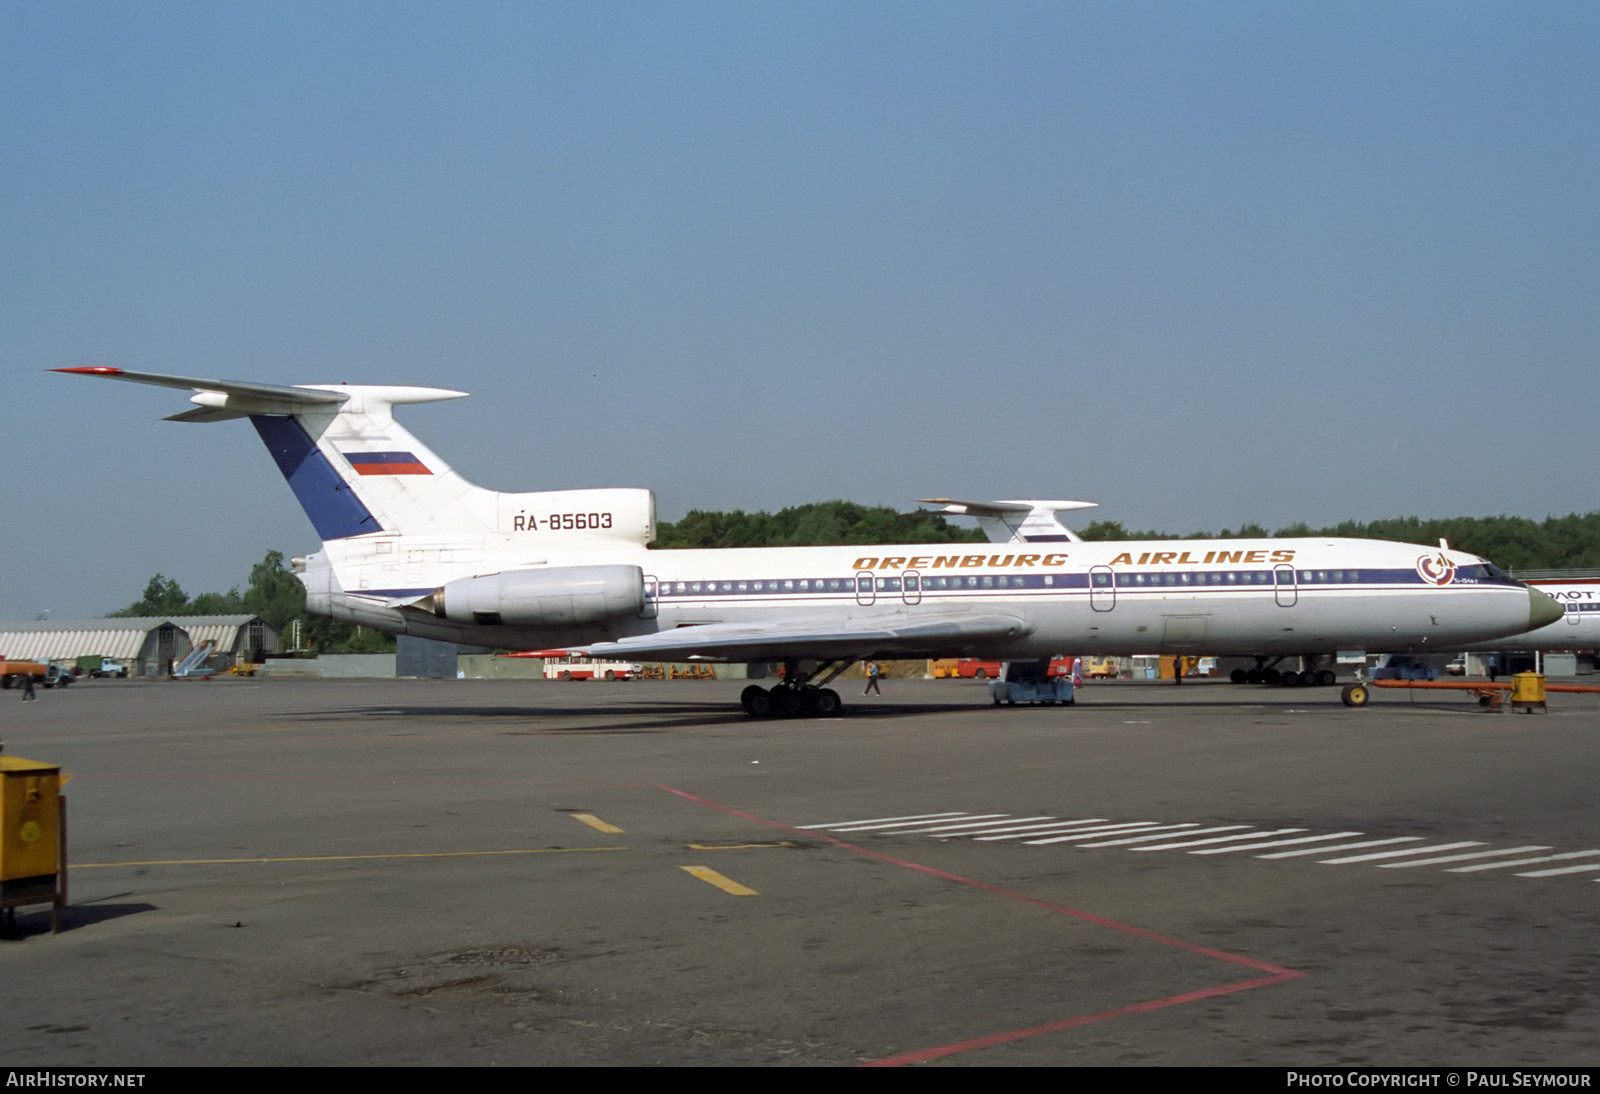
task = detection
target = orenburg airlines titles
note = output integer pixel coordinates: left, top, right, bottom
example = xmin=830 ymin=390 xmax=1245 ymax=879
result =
xmin=853 ymin=549 xmax=1505 ymax=591
xmin=851 ymin=552 xmax=1073 ymax=570
xmin=852 ymin=549 xmax=1301 ymax=570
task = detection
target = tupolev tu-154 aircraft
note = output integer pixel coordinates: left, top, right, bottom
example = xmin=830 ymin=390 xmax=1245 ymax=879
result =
xmin=57 ymin=367 xmax=1563 ymax=717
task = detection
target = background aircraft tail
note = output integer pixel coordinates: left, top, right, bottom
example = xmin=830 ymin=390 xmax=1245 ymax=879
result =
xmin=919 ymin=497 xmax=1097 ymax=543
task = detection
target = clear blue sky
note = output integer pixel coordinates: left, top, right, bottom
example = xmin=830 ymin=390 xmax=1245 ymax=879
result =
xmin=4 ymin=1 xmax=1596 ymax=619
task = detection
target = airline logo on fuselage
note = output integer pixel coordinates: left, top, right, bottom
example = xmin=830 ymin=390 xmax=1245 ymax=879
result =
xmin=1416 ymin=552 xmax=1456 ymax=585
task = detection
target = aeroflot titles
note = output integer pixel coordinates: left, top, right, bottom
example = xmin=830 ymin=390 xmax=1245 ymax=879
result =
xmin=849 ymin=549 xmax=1298 ymax=570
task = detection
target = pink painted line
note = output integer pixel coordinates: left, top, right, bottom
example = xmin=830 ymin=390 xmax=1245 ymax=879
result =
xmin=863 ymin=972 xmax=1296 ymax=1067
xmin=656 ymin=785 xmax=1305 ymax=1065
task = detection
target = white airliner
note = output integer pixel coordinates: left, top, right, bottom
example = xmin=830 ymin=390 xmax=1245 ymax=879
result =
xmin=1457 ymin=579 xmax=1600 ymax=655
xmin=58 ymin=368 xmax=1563 ymax=716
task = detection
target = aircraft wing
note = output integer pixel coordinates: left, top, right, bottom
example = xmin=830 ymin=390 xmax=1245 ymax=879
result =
xmin=578 ymin=611 xmax=1030 ymax=663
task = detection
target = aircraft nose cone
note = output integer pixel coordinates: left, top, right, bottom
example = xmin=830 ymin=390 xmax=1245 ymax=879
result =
xmin=1529 ymin=588 xmax=1565 ymax=629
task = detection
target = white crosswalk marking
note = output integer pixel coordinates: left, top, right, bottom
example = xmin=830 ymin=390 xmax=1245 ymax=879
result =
xmin=795 ymin=811 xmax=1600 ymax=884
xmin=1257 ymin=837 xmax=1424 ymax=859
xmin=1448 ymin=849 xmax=1600 ymax=873
xmin=971 ymin=819 xmax=1117 ymax=839
xmin=1190 ymin=831 xmax=1365 ymax=855
xmin=821 ymin=813 xmax=1010 ymax=833
xmin=1133 ymin=828 xmax=1306 ymax=852
xmin=1073 ymin=824 xmax=1224 ymax=847
xmin=1015 ymin=822 xmax=1171 ymax=845
xmin=802 ymin=812 xmax=966 ymax=829
xmin=1319 ymin=842 xmax=1484 ymax=864
xmin=1516 ymin=862 xmax=1600 ymax=878
xmin=910 ymin=816 xmax=1058 ymax=835
xmin=1377 ymin=846 xmax=1551 ymax=869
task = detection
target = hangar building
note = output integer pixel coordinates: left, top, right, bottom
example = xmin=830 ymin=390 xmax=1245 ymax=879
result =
xmin=0 ymin=616 xmax=280 ymax=676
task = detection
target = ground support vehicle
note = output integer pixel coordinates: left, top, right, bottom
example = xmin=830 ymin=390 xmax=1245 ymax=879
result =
xmin=989 ymin=660 xmax=1075 ymax=705
xmin=0 ymin=660 xmax=47 ymax=689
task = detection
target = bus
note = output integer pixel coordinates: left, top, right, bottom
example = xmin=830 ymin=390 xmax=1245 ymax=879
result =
xmin=517 ymin=650 xmax=642 ymax=681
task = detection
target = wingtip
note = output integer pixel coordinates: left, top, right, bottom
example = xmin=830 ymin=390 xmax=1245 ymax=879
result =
xmin=51 ymin=366 xmax=125 ymax=375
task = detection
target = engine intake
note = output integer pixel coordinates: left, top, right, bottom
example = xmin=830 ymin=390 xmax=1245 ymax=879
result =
xmin=434 ymin=565 xmax=644 ymax=627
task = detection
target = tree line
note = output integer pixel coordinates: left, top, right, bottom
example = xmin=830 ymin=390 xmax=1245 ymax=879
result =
xmin=1073 ymin=512 xmax=1600 ymax=572
xmin=653 ymin=500 xmax=986 ymax=548
xmin=110 ymin=551 xmax=392 ymax=653
xmin=659 ymin=501 xmax=1600 ymax=571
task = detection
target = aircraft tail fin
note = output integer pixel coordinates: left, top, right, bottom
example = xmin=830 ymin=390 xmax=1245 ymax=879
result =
xmin=54 ymin=368 xmax=656 ymax=548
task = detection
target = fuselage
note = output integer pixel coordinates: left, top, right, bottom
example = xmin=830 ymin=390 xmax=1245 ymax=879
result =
xmin=305 ymin=534 xmax=1558 ymax=660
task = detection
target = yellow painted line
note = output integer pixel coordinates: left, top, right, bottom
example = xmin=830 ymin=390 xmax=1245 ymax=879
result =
xmin=71 ymin=846 xmax=626 ymax=868
xmin=570 ymin=813 xmax=624 ymax=834
xmin=680 ymin=864 xmax=758 ymax=896
xmin=686 ymin=841 xmax=797 ymax=850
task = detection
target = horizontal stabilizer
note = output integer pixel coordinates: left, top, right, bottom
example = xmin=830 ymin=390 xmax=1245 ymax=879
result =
xmin=54 ymin=367 xmax=350 ymax=405
xmin=163 ymin=407 xmax=251 ymax=423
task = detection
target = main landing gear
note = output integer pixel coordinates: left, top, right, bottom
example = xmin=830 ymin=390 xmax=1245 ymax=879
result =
xmin=1230 ymin=656 xmax=1337 ymax=688
xmin=740 ymin=659 xmax=852 ymax=718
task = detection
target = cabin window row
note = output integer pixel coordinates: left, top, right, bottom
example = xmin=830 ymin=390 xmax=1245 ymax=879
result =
xmin=655 ymin=575 xmax=1049 ymax=596
xmin=650 ymin=570 xmax=1384 ymax=597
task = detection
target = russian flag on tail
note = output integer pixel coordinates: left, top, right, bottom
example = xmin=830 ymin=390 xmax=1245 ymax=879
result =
xmin=346 ymin=451 xmax=431 ymax=476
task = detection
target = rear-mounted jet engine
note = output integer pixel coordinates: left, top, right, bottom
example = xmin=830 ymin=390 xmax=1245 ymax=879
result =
xmin=432 ymin=565 xmax=645 ymax=627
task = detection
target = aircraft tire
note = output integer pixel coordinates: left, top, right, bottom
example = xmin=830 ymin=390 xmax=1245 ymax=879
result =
xmin=1230 ymin=668 xmax=1249 ymax=684
xmin=740 ymin=685 xmax=767 ymax=714
xmin=1245 ymin=668 xmax=1263 ymax=685
xmin=1341 ymin=683 xmax=1370 ymax=707
xmin=771 ymin=686 xmax=804 ymax=717
xmin=813 ymin=689 xmax=843 ymax=717
xmin=1263 ymin=669 xmax=1281 ymax=685
xmin=1316 ymin=670 xmax=1337 ymax=686
xmin=745 ymin=689 xmax=775 ymax=718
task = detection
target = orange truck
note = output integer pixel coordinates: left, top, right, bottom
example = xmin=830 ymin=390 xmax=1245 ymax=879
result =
xmin=0 ymin=659 xmax=48 ymax=689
